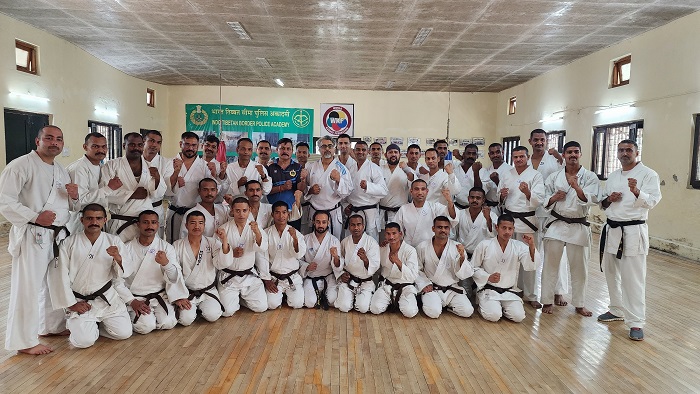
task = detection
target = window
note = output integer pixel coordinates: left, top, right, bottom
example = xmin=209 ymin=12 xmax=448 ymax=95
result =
xmin=546 ymin=130 xmax=566 ymax=152
xmin=690 ymin=115 xmax=700 ymax=189
xmin=89 ymin=120 xmax=122 ymax=160
xmin=15 ymin=40 xmax=38 ymax=75
xmin=502 ymin=136 xmax=520 ymax=165
xmin=592 ymin=120 xmax=643 ymax=179
xmin=508 ymin=96 xmax=516 ymax=115
xmin=146 ymin=89 xmax=155 ymax=107
xmin=611 ymin=55 xmax=631 ymax=88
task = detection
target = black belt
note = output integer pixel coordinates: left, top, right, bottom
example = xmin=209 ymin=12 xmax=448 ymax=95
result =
xmin=186 ymin=281 xmax=224 ymax=312
xmin=454 ymin=201 xmax=468 ymax=210
xmin=28 ymin=222 xmax=70 ymax=260
xmin=168 ymin=205 xmax=190 ymax=215
xmin=301 ymin=201 xmax=311 ymax=207
xmin=599 ymin=218 xmax=646 ymax=271
xmin=271 ymin=269 xmax=299 ymax=288
xmin=111 ymin=213 xmax=139 ymax=235
xmin=477 ymin=283 xmax=516 ymax=295
xmin=379 ymin=277 xmax=412 ymax=311
xmin=504 ymin=209 xmax=538 ymax=232
xmin=346 ymin=272 xmax=373 ymax=290
xmin=432 ymin=283 xmax=464 ymax=295
xmin=344 ymin=204 xmax=377 ymax=229
xmin=131 ymin=289 xmax=168 ymax=324
xmin=73 ymin=281 xmax=112 ymax=306
xmin=152 ymin=200 xmax=163 ymax=208
xmin=308 ymin=276 xmax=329 ymax=310
xmin=485 ymin=200 xmax=499 ymax=207
xmin=545 ymin=210 xmax=590 ymax=229
xmin=220 ymin=268 xmax=255 ymax=285
xmin=378 ymin=205 xmax=400 ymax=223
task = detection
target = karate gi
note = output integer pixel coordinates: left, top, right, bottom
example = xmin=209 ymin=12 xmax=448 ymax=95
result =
xmin=305 ymin=158 xmax=354 ymax=240
xmin=120 ymin=237 xmax=188 ymax=334
xmin=419 ymin=169 xmax=460 ymax=206
xmin=498 ymin=166 xmax=544 ymax=302
xmin=393 ymin=201 xmax=458 ymax=248
xmin=144 ymin=153 xmax=173 ymax=237
xmin=165 ymin=155 xmax=210 ymax=242
xmin=334 ymin=233 xmax=380 ymax=313
xmin=601 ymin=162 xmax=661 ymax=329
xmin=101 ymin=156 xmax=166 ymax=241
xmin=472 ymin=238 xmax=541 ymax=322
xmin=264 ymin=225 xmax=306 ymax=309
xmin=345 ymin=160 xmax=388 ymax=240
xmin=541 ymin=167 xmax=599 ymax=308
xmin=301 ymin=232 xmax=342 ymax=309
xmin=217 ymin=220 xmax=269 ymax=315
xmin=203 ymin=158 xmax=228 ymax=203
xmin=369 ymin=242 xmax=419 ymax=317
xmin=179 ymin=203 xmax=229 ymax=239
xmin=0 ymin=151 xmax=74 ymax=350
xmin=66 ymin=155 xmax=113 ymax=233
xmin=225 ymin=160 xmax=272 ymax=197
xmin=48 ymin=232 xmax=133 ymax=348
xmin=416 ymin=239 xmax=474 ymax=318
xmin=483 ymin=162 xmax=513 ymax=215
xmin=248 ymin=203 xmax=301 ymax=230
xmin=453 ymin=164 xmax=489 ymax=209
xmin=455 ymin=209 xmax=498 ymax=255
xmin=173 ymin=236 xmax=231 ymax=325
xmin=378 ymin=165 xmax=411 ymax=231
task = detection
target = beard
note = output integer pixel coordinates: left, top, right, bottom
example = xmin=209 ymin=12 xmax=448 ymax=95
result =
xmin=388 ymin=157 xmax=399 ymax=165
xmin=314 ymin=226 xmax=328 ymax=234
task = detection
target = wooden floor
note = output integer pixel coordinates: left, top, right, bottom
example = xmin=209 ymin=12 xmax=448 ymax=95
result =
xmin=1 ymin=235 xmax=699 ymax=394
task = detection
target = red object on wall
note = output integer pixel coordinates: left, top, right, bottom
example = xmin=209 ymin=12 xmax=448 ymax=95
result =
xmin=217 ymin=139 xmax=227 ymax=162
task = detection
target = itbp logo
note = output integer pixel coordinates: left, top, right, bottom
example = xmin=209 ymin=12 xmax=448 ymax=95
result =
xmin=323 ymin=106 xmax=352 ymax=135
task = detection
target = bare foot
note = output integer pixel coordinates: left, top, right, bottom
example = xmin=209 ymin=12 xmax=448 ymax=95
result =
xmin=527 ymin=300 xmax=542 ymax=309
xmin=554 ymin=294 xmax=568 ymax=306
xmin=40 ymin=329 xmax=70 ymax=337
xmin=542 ymin=304 xmax=553 ymax=314
xmin=18 ymin=344 xmax=53 ymax=355
xmin=576 ymin=307 xmax=593 ymax=317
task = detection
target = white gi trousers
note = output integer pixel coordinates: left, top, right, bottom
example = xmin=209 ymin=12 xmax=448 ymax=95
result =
xmin=370 ymin=283 xmax=418 ymax=318
xmin=67 ymin=298 xmax=132 ymax=348
xmin=538 ymin=217 xmax=570 ymax=295
xmin=542 ymin=240 xmax=588 ymax=308
xmin=177 ymin=292 xmax=223 ymax=326
xmin=127 ymin=296 xmax=178 ymax=335
xmin=421 ymin=288 xmax=474 ymax=319
xmin=267 ymin=273 xmax=304 ymax=310
xmin=603 ymin=252 xmax=647 ymax=329
xmin=303 ymin=274 xmax=339 ymax=308
xmin=219 ymin=276 xmax=268 ymax=316
xmin=335 ymin=279 xmax=375 ymax=313
xmin=477 ymin=290 xmax=526 ymax=323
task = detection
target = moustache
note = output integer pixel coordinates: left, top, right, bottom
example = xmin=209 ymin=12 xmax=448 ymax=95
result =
xmin=88 ymin=225 xmax=100 ymax=228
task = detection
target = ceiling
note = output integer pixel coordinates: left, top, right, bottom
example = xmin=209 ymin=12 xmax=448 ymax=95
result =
xmin=2 ymin=0 xmax=699 ymax=92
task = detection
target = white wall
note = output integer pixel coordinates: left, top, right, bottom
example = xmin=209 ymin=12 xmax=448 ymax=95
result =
xmin=496 ymin=11 xmax=700 ymax=260
xmin=0 ymin=12 xmax=169 ymax=168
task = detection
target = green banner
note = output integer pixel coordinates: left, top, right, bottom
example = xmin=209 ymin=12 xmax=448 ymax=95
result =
xmin=186 ymin=104 xmax=313 ymax=158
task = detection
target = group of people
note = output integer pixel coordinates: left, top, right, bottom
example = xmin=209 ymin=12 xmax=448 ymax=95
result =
xmin=0 ymin=125 xmax=661 ymax=355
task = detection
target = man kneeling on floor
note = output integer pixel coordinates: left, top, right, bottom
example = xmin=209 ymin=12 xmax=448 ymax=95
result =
xmin=48 ymin=203 xmax=133 ymax=348
xmin=335 ymin=214 xmax=380 ymax=313
xmin=471 ymin=214 xmax=540 ymax=323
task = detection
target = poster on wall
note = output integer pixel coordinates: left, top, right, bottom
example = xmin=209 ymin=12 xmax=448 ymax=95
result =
xmin=320 ymin=104 xmax=354 ymax=137
xmin=460 ymin=138 xmax=472 ymax=146
xmin=390 ymin=137 xmax=404 ymax=145
xmin=186 ymin=104 xmax=313 ymax=159
xmin=472 ymin=137 xmax=485 ymax=146
xmin=408 ymin=137 xmax=420 ymax=145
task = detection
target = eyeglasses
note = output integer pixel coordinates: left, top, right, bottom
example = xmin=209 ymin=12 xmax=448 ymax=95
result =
xmin=320 ymin=144 xmax=334 ymax=149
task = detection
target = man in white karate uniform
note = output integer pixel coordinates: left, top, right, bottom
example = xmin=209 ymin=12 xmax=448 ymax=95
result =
xmin=456 ymin=187 xmax=497 ymax=257
xmin=66 ymin=132 xmax=122 ymax=233
xmin=0 ymin=125 xmax=78 ymax=354
xmin=483 ymin=143 xmax=512 ymax=215
xmin=166 ymin=132 xmax=211 ymax=242
xmin=336 ymin=133 xmax=357 ymax=176
xmin=120 ymin=210 xmax=189 ymax=334
xmin=453 ymin=144 xmax=488 ymax=210
xmin=541 ymin=141 xmax=599 ymax=316
xmin=263 ymin=201 xmax=307 ymax=309
xmin=228 ymin=180 xmax=302 ymax=229
xmin=405 ymin=144 xmax=427 ymax=179
xmin=370 ymin=222 xmax=419 ymax=317
xmin=173 ymin=211 xmax=232 ymax=325
xmin=343 ymin=140 xmax=388 ymax=241
xmin=201 ymin=134 xmax=228 ymax=203
xmin=394 ymin=180 xmax=458 ymax=248
xmin=498 ymin=145 xmax=545 ymax=308
xmin=370 ymin=142 xmax=385 ymax=166
xmin=472 ymin=214 xmax=540 ymax=323
xmin=143 ymin=130 xmax=172 ymax=238
xmin=335 ymin=215 xmax=381 ymax=313
xmin=305 ymin=136 xmax=354 ymax=239
xmin=101 ymin=133 xmax=165 ymax=242
xmin=48 ymin=204 xmax=133 ymax=348
xmin=179 ymin=178 xmax=229 ymax=239
xmin=217 ymin=197 xmax=269 ymax=315
xmin=301 ymin=210 xmax=342 ymax=309
xmin=419 ymin=148 xmax=460 ymax=206
xmin=598 ymin=140 xmax=661 ymax=341
xmin=378 ymin=144 xmax=413 ymax=236
xmin=225 ymin=138 xmax=272 ymax=197
xmin=416 ymin=216 xmax=474 ymax=319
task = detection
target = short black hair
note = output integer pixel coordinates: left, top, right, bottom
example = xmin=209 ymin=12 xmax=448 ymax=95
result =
xmin=204 ymin=134 xmax=220 ymax=144
xmin=619 ymin=139 xmax=638 ymax=149
xmin=434 ymin=139 xmax=448 ymax=148
xmin=138 ymin=210 xmax=159 ymax=220
xmin=123 ymin=132 xmax=143 ymax=143
xmin=198 ymin=177 xmax=217 ymax=189
xmin=385 ymin=222 xmax=402 ymax=232
xmin=277 ymin=138 xmax=293 ymax=147
xmin=433 ymin=215 xmax=451 ymax=225
xmin=296 ymin=142 xmax=310 ymax=150
xmin=411 ymin=179 xmax=427 ymax=188
xmin=142 ymin=130 xmax=162 ymax=139
xmin=82 ymin=203 xmax=107 ymax=216
xmin=469 ymin=186 xmax=486 ymax=196
xmin=181 ymin=131 xmax=199 ymax=141
xmin=231 ymin=196 xmax=250 ymax=206
xmin=84 ymin=132 xmax=106 ymax=143
xmin=497 ymin=213 xmax=515 ymax=225
xmin=529 ymin=129 xmax=546 ymax=138
xmin=464 ymin=143 xmax=478 ymax=152
xmin=245 ymin=179 xmax=262 ymax=189
xmin=488 ymin=142 xmax=502 ymax=150
xmin=563 ymin=141 xmax=581 ymax=151
xmin=272 ymin=201 xmax=289 ymax=212
xmin=407 ymin=144 xmax=421 ymax=152
xmin=312 ymin=210 xmax=330 ymax=222
xmin=257 ymin=139 xmax=271 ymax=147
xmin=513 ymin=145 xmax=529 ymax=155
xmin=237 ymin=138 xmax=253 ymax=147
xmin=348 ymin=214 xmax=364 ymax=225
xmin=186 ymin=210 xmax=205 ymax=222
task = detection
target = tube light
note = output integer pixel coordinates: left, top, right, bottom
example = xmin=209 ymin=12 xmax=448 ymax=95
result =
xmin=9 ymin=91 xmax=50 ymax=102
xmin=274 ymin=78 xmax=284 ymax=87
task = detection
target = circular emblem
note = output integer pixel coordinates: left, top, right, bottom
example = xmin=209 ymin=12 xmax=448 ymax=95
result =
xmin=189 ymin=105 xmax=208 ymax=126
xmin=289 ymin=170 xmax=296 ymax=177
xmin=322 ymin=106 xmax=352 ymax=135
xmin=292 ymin=110 xmax=310 ymax=128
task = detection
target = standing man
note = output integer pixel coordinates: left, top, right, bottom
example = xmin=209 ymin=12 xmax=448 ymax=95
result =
xmin=267 ymin=138 xmax=308 ymax=231
xmin=201 ymin=134 xmax=228 ymax=202
xmin=453 ymin=144 xmax=486 ymax=210
xmin=166 ymin=132 xmax=210 ymax=242
xmin=143 ymin=130 xmax=171 ymax=237
xmin=335 ymin=215 xmax=381 ymax=313
xmin=498 ymin=146 xmax=545 ymax=308
xmin=0 ymin=125 xmax=78 ymax=354
xmin=483 ymin=143 xmax=512 ymax=215
xmin=541 ymin=141 xmax=599 ymax=316
xmin=305 ymin=136 xmax=354 ymax=239
xmin=226 ymin=138 xmax=272 ymax=197
xmin=369 ymin=142 xmax=384 ymax=166
xmin=420 ymin=148 xmax=460 ymax=206
xmin=456 ymin=187 xmax=497 ymax=258
xmin=336 ymin=133 xmax=357 ymax=175
xmin=394 ymin=180 xmax=458 ymax=247
xmin=433 ymin=139 xmax=451 ymax=168
xmin=102 ymin=133 xmax=165 ymax=241
xmin=379 ymin=144 xmax=413 ymax=235
xmin=255 ymin=139 xmax=273 ymax=168
xmin=301 ymin=210 xmax=341 ymax=309
xmin=295 ymin=142 xmax=312 ymax=233
xmin=598 ymin=140 xmax=661 ymax=341
xmin=405 ymin=144 xmax=427 ymax=178
xmin=179 ymin=178 xmax=229 ymax=239
xmin=343 ymin=140 xmax=388 ymax=241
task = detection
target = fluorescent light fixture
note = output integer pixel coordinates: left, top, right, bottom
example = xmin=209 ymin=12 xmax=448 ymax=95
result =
xmin=94 ymin=107 xmax=119 ymax=117
xmin=412 ymin=28 xmax=433 ymax=46
xmin=395 ymin=62 xmax=409 ymax=73
xmin=226 ymin=22 xmax=251 ymax=39
xmin=274 ymin=78 xmax=284 ymax=87
xmin=595 ymin=104 xmax=634 ymax=115
xmin=9 ymin=91 xmax=50 ymax=102
xmin=255 ymin=57 xmax=272 ymax=69
xmin=385 ymin=81 xmax=395 ymax=89
xmin=539 ymin=114 xmax=563 ymax=123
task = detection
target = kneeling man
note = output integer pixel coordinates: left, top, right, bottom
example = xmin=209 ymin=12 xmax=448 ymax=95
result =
xmin=335 ymin=215 xmax=380 ymax=313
